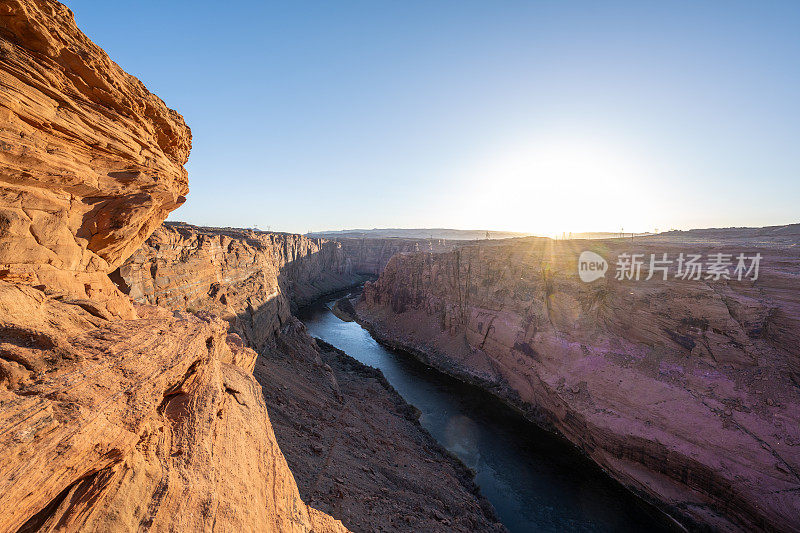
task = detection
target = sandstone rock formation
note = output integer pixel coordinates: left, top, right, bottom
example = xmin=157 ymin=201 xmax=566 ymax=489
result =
xmin=0 ymin=283 xmax=346 ymax=532
xmin=0 ymin=0 xmax=191 ymax=317
xmin=358 ymin=237 xmax=800 ymax=531
xmin=335 ymin=237 xmax=454 ymax=276
xmin=116 ymin=222 xmax=363 ymax=349
xmin=0 ymin=2 xmax=347 ymax=531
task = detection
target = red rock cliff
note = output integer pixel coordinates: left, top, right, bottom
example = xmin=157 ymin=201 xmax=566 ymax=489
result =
xmin=0 ymin=2 xmax=347 ymax=531
xmin=358 ymin=237 xmax=800 ymax=531
xmin=0 ymin=0 xmax=190 ymax=317
xmin=116 ymin=222 xmax=362 ymax=348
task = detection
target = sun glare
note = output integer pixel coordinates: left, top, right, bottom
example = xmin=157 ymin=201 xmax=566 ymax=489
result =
xmin=459 ymin=138 xmax=657 ymax=237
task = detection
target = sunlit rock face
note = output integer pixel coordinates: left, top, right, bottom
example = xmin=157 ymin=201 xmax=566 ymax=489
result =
xmin=0 ymin=0 xmax=191 ymax=317
xmin=0 ymin=2 xmax=348 ymax=531
xmin=117 ymin=222 xmax=361 ymax=348
xmin=0 ymin=286 xmax=347 ymax=533
xmin=357 ymin=236 xmax=800 ymax=531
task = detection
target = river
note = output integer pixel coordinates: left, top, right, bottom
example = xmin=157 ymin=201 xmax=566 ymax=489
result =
xmin=298 ymin=292 xmax=674 ymax=533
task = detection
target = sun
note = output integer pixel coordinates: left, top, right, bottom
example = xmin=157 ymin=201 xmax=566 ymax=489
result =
xmin=457 ymin=137 xmax=657 ymax=237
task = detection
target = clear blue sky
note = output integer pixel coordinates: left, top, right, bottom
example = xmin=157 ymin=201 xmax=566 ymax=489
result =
xmin=64 ymin=0 xmax=799 ymax=235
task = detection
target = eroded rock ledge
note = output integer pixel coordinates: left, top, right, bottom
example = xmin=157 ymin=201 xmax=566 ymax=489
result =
xmin=357 ymin=237 xmax=800 ymax=532
xmin=0 ymin=0 xmax=194 ymax=318
xmin=0 ymin=283 xmax=345 ymax=532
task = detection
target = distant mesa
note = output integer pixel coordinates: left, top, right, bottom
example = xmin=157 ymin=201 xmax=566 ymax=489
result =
xmin=307 ymin=224 xmax=800 ymax=244
xmin=307 ymin=228 xmax=656 ymax=242
xmin=659 ymin=222 xmax=800 ymax=239
xmin=308 ymin=228 xmax=533 ymax=240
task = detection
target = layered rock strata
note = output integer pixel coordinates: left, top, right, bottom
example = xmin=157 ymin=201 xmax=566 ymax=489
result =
xmin=357 ymin=237 xmax=800 ymax=531
xmin=0 ymin=0 xmax=192 ymax=317
xmin=0 ymin=2 xmax=346 ymax=531
xmin=116 ymin=222 xmax=363 ymax=349
xmin=335 ymin=237 xmax=455 ymax=276
xmin=0 ymin=283 xmax=346 ymax=532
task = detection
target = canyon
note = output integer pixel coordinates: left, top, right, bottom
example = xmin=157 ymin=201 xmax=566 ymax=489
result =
xmin=114 ymin=221 xmax=363 ymax=349
xmin=356 ymin=235 xmax=800 ymax=531
xmin=114 ymin=221 xmax=505 ymax=531
xmin=2 ymin=0 xmax=798 ymax=531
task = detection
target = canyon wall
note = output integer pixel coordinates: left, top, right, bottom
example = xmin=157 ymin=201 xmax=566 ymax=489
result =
xmin=335 ymin=237 xmax=454 ymax=276
xmin=116 ymin=222 xmax=363 ymax=349
xmin=0 ymin=2 xmax=346 ymax=531
xmin=358 ymin=237 xmax=800 ymax=531
xmin=113 ymin=225 xmax=462 ymax=349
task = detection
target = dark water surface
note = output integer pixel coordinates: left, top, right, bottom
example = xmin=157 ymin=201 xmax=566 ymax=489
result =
xmin=298 ymin=293 xmax=674 ymax=533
